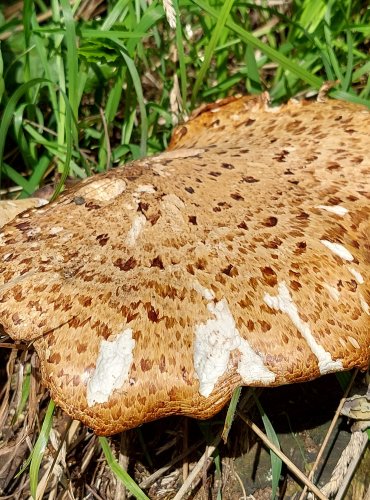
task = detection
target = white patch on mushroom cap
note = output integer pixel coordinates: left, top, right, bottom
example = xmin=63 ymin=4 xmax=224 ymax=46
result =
xmin=320 ymin=240 xmax=354 ymax=261
xmin=263 ymin=104 xmax=281 ymax=113
xmin=264 ymin=281 xmax=343 ymax=374
xmin=194 ymin=299 xmax=240 ymax=397
xmin=49 ymin=226 xmax=64 ymax=235
xmin=348 ymin=336 xmax=361 ymax=349
xmin=347 ymin=267 xmax=364 ymax=285
xmin=132 ymin=185 xmax=156 ymax=210
xmin=87 ymin=328 xmax=135 ymax=406
xmin=151 ymin=148 xmax=205 ymax=161
xmin=338 ymin=337 xmax=346 ymax=349
xmin=125 ymin=214 xmax=146 ymax=247
xmin=79 ymin=178 xmax=126 ymax=202
xmin=316 ymin=205 xmax=348 ymax=216
xmin=151 ymin=164 xmax=170 ymax=177
xmin=160 ymin=194 xmax=186 ymax=232
xmin=37 ymin=198 xmax=49 ymax=207
xmin=136 ymin=184 xmax=156 ymax=194
xmin=161 ymin=193 xmax=185 ymax=210
xmin=194 ymin=298 xmax=275 ymax=397
xmin=359 ymin=294 xmax=369 ymax=315
xmin=237 ymin=338 xmax=276 ymax=385
xmin=26 ymin=227 xmax=41 ymax=238
xmin=193 ymin=281 xmax=215 ymax=301
xmin=323 ymin=283 xmax=340 ymax=301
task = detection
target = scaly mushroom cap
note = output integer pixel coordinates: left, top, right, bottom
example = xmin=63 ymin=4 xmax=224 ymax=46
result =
xmin=0 ymin=198 xmax=47 ymax=228
xmin=0 ymin=94 xmax=369 ymax=435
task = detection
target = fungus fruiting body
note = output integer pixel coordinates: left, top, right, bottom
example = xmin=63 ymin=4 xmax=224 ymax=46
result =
xmin=0 ymin=94 xmax=369 ymax=435
xmin=0 ymin=198 xmax=47 ymax=228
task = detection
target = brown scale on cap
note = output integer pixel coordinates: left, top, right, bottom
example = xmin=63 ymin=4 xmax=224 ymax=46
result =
xmin=0 ymin=94 xmax=369 ymax=435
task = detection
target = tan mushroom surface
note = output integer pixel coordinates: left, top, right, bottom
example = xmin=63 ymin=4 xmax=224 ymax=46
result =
xmin=0 ymin=94 xmax=369 ymax=435
xmin=0 ymin=198 xmax=47 ymax=228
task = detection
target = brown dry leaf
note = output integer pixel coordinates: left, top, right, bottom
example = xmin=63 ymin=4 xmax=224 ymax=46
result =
xmin=0 ymin=94 xmax=368 ymax=435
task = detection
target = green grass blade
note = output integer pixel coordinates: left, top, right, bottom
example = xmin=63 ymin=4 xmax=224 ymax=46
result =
xmin=13 ymin=103 xmax=39 ymax=170
xmin=31 ymin=15 xmax=59 ymax=115
xmin=0 ymin=78 xmax=49 ymax=191
xmin=342 ymin=29 xmax=354 ymax=92
xmin=23 ymin=0 xmax=33 ymax=84
xmin=191 ymin=0 xmax=235 ymax=106
xmin=0 ymin=46 xmax=4 ymax=105
xmin=254 ymin=394 xmax=282 ymax=500
xmin=121 ymin=50 xmax=148 ymax=157
xmin=98 ymin=1 xmax=164 ymax=167
xmin=190 ymin=0 xmax=323 ymax=89
xmin=14 ymin=364 xmax=31 ymax=421
xmin=330 ymin=89 xmax=370 ymax=107
xmin=17 ymin=122 xmax=63 ymax=193
xmin=23 ymin=0 xmax=33 ymax=46
xmin=51 ymin=0 xmax=67 ymax=167
xmin=30 ymin=400 xmax=55 ymax=499
xmin=80 ymin=29 xmax=147 ymax=39
xmin=25 ymin=155 xmax=52 ymax=196
xmin=96 ymin=8 xmax=166 ymax=169
xmin=323 ymin=3 xmax=343 ymax=82
xmin=202 ymin=72 xmax=245 ymax=97
xmin=335 ymin=371 xmax=353 ymax=391
xmin=173 ymin=0 xmax=188 ymax=112
xmin=103 ymin=65 xmax=125 ymax=128
xmin=2 ymin=163 xmax=32 ymax=193
xmin=50 ymin=88 xmax=76 ymax=200
xmin=98 ymin=67 xmax=125 ymax=170
xmin=245 ymin=43 xmax=262 ymax=93
xmin=360 ymin=76 xmax=370 ymax=100
xmin=348 ymin=24 xmax=370 ymax=34
xmin=71 ymin=0 xmax=84 ymax=15
xmin=99 ymin=437 xmax=150 ymax=500
xmin=0 ymin=77 xmax=77 ymax=196
xmin=126 ymin=5 xmax=164 ymax=56
xmin=60 ymin=0 xmax=79 ymax=127
xmin=297 ymin=0 xmax=326 ymax=34
xmin=221 ymin=386 xmax=242 ymax=443
xmin=352 ymin=60 xmax=370 ymax=81
xmin=107 ymin=37 xmax=149 ymax=158
xmin=22 ymin=123 xmax=58 ymax=148
xmin=102 ymin=0 xmax=130 ymax=30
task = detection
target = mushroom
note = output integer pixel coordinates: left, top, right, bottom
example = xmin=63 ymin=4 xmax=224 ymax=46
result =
xmin=0 ymin=198 xmax=47 ymax=228
xmin=0 ymin=94 xmax=369 ymax=435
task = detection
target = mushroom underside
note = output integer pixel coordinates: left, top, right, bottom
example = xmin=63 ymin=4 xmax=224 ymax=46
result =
xmin=0 ymin=94 xmax=369 ymax=435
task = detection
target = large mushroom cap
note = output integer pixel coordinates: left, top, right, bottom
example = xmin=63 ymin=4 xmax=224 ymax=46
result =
xmin=0 ymin=94 xmax=369 ymax=435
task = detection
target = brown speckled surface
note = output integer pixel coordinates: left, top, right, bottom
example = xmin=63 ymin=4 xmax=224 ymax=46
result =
xmin=0 ymin=94 xmax=369 ymax=435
